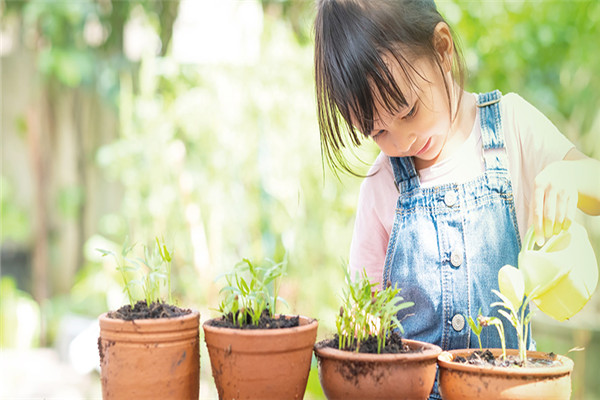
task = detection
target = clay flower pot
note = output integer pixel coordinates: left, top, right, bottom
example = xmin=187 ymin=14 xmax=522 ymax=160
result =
xmin=98 ymin=311 xmax=200 ymax=400
xmin=437 ymin=348 xmax=574 ymax=400
xmin=202 ymin=315 xmax=318 ymax=400
xmin=313 ymin=338 xmax=442 ymax=400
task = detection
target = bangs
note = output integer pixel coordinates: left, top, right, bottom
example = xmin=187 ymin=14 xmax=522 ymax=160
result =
xmin=314 ymin=0 xmax=459 ymax=176
xmin=315 ymin=1 xmax=428 ymax=145
xmin=358 ymin=52 xmax=424 ymax=136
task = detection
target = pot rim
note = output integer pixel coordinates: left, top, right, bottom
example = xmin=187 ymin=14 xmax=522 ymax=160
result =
xmin=202 ymin=314 xmax=318 ymax=337
xmin=99 ymin=309 xmax=199 ymax=328
xmin=437 ymin=348 xmax=574 ymax=376
xmin=314 ymin=338 xmax=442 ymax=362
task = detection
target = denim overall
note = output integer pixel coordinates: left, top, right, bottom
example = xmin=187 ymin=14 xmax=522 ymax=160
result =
xmin=382 ymin=90 xmax=532 ymax=399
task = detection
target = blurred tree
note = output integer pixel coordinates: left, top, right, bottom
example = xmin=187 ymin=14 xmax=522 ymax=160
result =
xmin=261 ymin=0 xmax=316 ymax=45
xmin=1 ymin=0 xmax=180 ymax=343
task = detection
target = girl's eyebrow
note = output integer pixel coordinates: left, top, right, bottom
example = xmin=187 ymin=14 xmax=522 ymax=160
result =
xmin=372 ymin=101 xmax=413 ymax=129
xmin=368 ymin=128 xmax=385 ymax=137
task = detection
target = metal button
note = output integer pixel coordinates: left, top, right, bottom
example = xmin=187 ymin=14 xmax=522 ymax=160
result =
xmin=450 ymin=252 xmax=463 ymax=267
xmin=444 ymin=191 xmax=458 ymax=207
xmin=451 ymin=314 xmax=465 ymax=332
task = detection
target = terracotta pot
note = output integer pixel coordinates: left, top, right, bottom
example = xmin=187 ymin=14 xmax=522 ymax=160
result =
xmin=202 ymin=315 xmax=318 ymax=400
xmin=437 ymin=348 xmax=574 ymax=400
xmin=98 ymin=311 xmax=200 ymax=400
xmin=314 ymin=338 xmax=442 ymax=400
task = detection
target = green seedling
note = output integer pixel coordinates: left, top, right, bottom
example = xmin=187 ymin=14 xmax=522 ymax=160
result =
xmin=98 ymin=236 xmax=174 ymax=308
xmin=217 ymin=257 xmax=288 ymax=327
xmin=337 ymin=268 xmax=413 ymax=354
xmin=474 ymin=314 xmax=507 ymax=360
xmin=491 ymin=264 xmax=538 ymax=363
xmin=97 ymin=239 xmax=139 ymax=308
xmin=467 ymin=308 xmax=484 ymax=350
xmin=487 ymin=316 xmax=506 ymax=360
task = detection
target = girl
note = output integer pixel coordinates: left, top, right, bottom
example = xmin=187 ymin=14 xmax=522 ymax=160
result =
xmin=314 ymin=0 xmax=600 ymax=397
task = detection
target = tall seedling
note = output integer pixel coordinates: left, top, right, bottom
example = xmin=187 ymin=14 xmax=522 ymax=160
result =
xmin=98 ymin=237 xmax=173 ymax=307
xmin=217 ymin=258 xmax=288 ymax=327
xmin=337 ymin=269 xmax=413 ymax=354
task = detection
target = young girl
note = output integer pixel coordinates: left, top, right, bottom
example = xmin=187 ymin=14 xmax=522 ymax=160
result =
xmin=314 ymin=0 xmax=600 ymax=397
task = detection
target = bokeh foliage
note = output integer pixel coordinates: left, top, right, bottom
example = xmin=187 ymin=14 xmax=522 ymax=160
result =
xmin=1 ymin=0 xmax=599 ymax=398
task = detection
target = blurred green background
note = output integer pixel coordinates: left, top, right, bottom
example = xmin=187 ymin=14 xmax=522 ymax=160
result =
xmin=1 ymin=1 xmax=599 ymax=399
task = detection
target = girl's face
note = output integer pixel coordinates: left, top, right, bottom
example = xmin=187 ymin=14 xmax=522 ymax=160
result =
xmin=368 ymin=56 xmax=457 ymax=170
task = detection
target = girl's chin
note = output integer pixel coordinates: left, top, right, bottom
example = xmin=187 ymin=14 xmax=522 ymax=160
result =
xmin=414 ymin=147 xmax=445 ymax=168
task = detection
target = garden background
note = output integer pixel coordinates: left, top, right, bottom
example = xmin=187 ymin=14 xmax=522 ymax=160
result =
xmin=1 ymin=0 xmax=599 ymax=398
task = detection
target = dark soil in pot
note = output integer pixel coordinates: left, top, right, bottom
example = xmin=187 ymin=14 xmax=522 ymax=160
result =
xmin=206 ymin=309 xmax=299 ymax=329
xmin=452 ymin=348 xmax=561 ymax=368
xmin=318 ymin=331 xmax=418 ymax=354
xmin=106 ymin=300 xmax=192 ymax=320
xmin=314 ymin=337 xmax=441 ymax=400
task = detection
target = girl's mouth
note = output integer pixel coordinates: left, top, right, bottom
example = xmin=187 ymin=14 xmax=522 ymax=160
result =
xmin=415 ymin=138 xmax=432 ymax=156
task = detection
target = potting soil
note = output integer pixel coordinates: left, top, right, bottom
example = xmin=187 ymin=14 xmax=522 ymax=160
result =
xmin=325 ymin=331 xmax=416 ymax=354
xmin=107 ymin=300 xmax=192 ymax=320
xmin=208 ymin=309 xmax=300 ymax=329
xmin=453 ymin=349 xmax=561 ymax=368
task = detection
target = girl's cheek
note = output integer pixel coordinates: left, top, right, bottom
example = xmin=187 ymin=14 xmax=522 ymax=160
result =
xmin=376 ymin=137 xmax=397 ymax=157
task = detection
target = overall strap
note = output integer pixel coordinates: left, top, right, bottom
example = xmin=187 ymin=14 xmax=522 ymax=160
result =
xmin=389 ymin=156 xmax=419 ymax=193
xmin=477 ymin=90 xmax=508 ymax=173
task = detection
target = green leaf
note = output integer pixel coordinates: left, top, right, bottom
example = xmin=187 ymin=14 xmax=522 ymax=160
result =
xmin=96 ymin=248 xmax=113 ymax=257
xmin=468 ymin=316 xmax=482 ymax=335
xmin=498 ymin=265 xmax=525 ymax=310
xmin=496 ymin=309 xmax=515 ymax=326
xmin=239 ymin=277 xmax=250 ymax=294
xmin=492 ymin=290 xmax=517 ymax=314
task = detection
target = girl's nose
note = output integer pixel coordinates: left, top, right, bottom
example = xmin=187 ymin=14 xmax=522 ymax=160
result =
xmin=391 ymin=129 xmax=416 ymax=153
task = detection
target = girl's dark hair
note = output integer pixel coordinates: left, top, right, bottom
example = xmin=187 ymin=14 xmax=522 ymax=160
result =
xmin=314 ymin=0 xmax=465 ymax=175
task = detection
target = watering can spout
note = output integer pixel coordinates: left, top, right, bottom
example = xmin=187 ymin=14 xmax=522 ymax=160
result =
xmin=519 ymin=221 xmax=598 ymax=322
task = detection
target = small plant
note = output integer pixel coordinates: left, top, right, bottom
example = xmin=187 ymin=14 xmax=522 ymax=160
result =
xmin=467 ymin=308 xmax=484 ymax=350
xmin=337 ymin=269 xmax=413 ymax=354
xmin=467 ymin=309 xmax=508 ymax=359
xmin=486 ymin=316 xmax=506 ymax=359
xmin=491 ymin=264 xmax=537 ymax=363
xmin=468 ymin=264 xmax=540 ymax=364
xmin=98 ymin=237 xmax=174 ymax=308
xmin=217 ymin=258 xmax=288 ymax=327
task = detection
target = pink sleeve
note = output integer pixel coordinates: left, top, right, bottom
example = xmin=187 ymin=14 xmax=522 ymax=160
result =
xmin=348 ymin=156 xmax=396 ymax=289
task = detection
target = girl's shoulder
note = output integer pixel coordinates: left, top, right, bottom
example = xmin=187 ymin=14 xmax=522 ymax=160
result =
xmin=368 ymin=151 xmax=392 ymax=174
xmin=500 ymin=92 xmax=543 ymax=120
xmin=359 ymin=151 xmax=396 ymax=198
xmin=501 ymin=92 xmax=526 ymax=104
xmin=365 ymin=152 xmax=394 ymax=185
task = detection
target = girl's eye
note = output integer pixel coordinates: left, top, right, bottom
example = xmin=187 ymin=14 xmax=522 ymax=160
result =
xmin=372 ymin=129 xmax=386 ymax=140
xmin=403 ymin=103 xmax=418 ymax=120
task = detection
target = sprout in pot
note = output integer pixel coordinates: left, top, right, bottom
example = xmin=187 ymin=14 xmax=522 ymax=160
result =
xmin=97 ymin=237 xmax=200 ymax=400
xmin=208 ymin=257 xmax=297 ymax=329
xmin=455 ymin=264 xmax=559 ymax=368
xmin=438 ymin=264 xmax=576 ymax=400
xmin=332 ymin=268 xmax=414 ymax=353
xmin=98 ymin=237 xmax=191 ymax=319
xmin=202 ymin=257 xmax=318 ymax=399
xmin=313 ymin=269 xmax=442 ymax=400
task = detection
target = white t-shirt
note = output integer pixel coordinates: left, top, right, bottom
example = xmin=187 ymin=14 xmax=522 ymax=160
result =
xmin=349 ymin=92 xmax=575 ymax=285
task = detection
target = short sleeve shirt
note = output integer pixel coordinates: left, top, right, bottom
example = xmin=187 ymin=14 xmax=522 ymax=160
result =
xmin=349 ymin=92 xmax=575 ymax=286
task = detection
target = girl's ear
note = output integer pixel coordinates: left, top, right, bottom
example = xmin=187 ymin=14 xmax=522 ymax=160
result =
xmin=433 ymin=22 xmax=453 ymax=72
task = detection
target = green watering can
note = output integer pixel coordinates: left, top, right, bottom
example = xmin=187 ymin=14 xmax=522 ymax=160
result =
xmin=519 ymin=221 xmax=598 ymax=322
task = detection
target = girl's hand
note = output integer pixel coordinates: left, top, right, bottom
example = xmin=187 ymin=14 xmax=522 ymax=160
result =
xmin=531 ymin=160 xmax=578 ymax=246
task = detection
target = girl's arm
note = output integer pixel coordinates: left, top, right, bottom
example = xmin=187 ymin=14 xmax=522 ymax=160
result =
xmin=531 ymin=147 xmax=600 ymax=246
